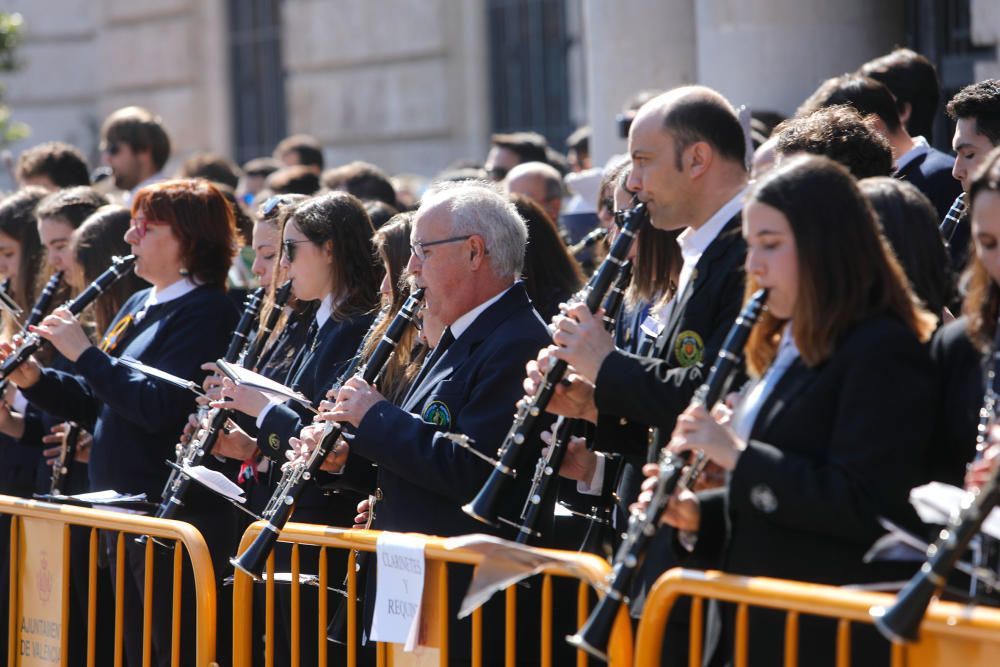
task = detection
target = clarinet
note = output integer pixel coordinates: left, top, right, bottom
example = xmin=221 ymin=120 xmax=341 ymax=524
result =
xmin=515 ymin=260 xmax=633 ymax=544
xmin=463 ymin=203 xmax=647 ymax=529
xmin=242 ymin=280 xmax=293 ymax=371
xmin=231 ymin=288 xmax=424 ymax=580
xmin=871 ymin=316 xmax=1000 ymax=643
xmin=49 ymin=422 xmax=80 ymax=495
xmin=940 ymin=193 xmax=966 ymax=248
xmin=151 ymin=287 xmax=266 ymax=524
xmin=0 ymin=255 xmax=136 ymax=381
xmin=27 ymin=271 xmax=64 ymax=328
xmin=568 ymin=288 xmax=768 ymax=662
xmin=569 ymin=227 xmax=609 ymax=258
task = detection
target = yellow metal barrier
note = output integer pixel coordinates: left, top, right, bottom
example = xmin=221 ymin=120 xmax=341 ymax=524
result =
xmin=0 ymin=494 xmax=218 ymax=667
xmin=634 ymin=568 xmax=1000 ymax=667
xmin=232 ymin=521 xmax=634 ymax=666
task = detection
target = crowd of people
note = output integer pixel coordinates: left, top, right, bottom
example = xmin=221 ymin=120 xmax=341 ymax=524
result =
xmin=0 ymin=46 xmax=998 ymax=666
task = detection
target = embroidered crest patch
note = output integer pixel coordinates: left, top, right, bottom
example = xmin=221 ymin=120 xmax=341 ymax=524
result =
xmin=267 ymin=433 xmax=281 ymax=451
xmin=422 ymin=400 xmax=452 ymax=428
xmin=674 ymin=330 xmax=705 ymax=367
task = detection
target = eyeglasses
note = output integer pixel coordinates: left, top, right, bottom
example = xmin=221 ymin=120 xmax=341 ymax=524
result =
xmin=409 ymin=235 xmax=472 ymax=262
xmin=282 ymin=239 xmax=311 ymax=262
xmin=129 ymin=217 xmax=169 ymax=239
xmin=260 ymin=195 xmax=295 ymax=219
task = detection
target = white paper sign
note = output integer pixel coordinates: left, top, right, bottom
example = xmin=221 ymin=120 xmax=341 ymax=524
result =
xmin=370 ymin=532 xmax=426 ymax=650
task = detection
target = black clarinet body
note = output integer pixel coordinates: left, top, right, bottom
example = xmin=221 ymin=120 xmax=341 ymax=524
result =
xmin=242 ymin=279 xmax=293 ymax=371
xmin=152 ymin=287 xmax=266 ymax=522
xmin=0 ymin=255 xmax=136 ymax=381
xmin=871 ymin=316 xmax=1000 ymax=642
xmin=567 ymin=288 xmax=768 ymax=662
xmin=230 ymin=288 xmax=424 ymax=580
xmin=940 ymin=193 xmax=966 ymax=248
xmin=463 ymin=204 xmax=647 ymax=529
xmin=27 ymin=271 xmax=64 ymax=328
xmin=49 ymin=422 xmax=80 ymax=495
xmin=515 ymin=260 xmax=634 ymax=544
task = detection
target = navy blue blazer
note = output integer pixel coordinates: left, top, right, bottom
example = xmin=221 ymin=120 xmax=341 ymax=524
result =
xmin=349 ymin=283 xmax=553 ymax=538
xmin=896 ymin=146 xmax=962 ymax=222
xmin=23 ymin=285 xmax=239 ymax=502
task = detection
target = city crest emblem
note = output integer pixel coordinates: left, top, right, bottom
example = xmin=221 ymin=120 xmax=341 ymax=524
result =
xmin=674 ymin=330 xmax=705 ymax=368
xmin=422 ymin=400 xmax=452 ymax=428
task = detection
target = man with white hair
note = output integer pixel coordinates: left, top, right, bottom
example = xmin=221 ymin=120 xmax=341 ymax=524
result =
xmin=319 ymin=180 xmax=552 ymax=539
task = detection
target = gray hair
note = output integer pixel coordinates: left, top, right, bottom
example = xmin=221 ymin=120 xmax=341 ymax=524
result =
xmin=419 ymin=180 xmax=527 ymax=279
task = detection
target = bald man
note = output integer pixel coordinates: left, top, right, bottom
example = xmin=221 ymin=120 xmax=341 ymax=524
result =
xmin=526 ymin=87 xmax=750 ymax=661
xmin=503 ymin=161 xmax=564 ymax=223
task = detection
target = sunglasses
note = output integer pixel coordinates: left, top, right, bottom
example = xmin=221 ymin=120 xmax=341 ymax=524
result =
xmin=129 ymin=217 xmax=169 ymax=239
xmin=260 ymin=195 xmax=295 ymax=219
xmin=486 ymin=166 xmax=509 ymax=181
xmin=282 ymin=239 xmax=311 ymax=262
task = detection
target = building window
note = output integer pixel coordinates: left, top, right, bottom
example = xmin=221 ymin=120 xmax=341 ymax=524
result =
xmin=228 ymin=0 xmax=287 ymax=164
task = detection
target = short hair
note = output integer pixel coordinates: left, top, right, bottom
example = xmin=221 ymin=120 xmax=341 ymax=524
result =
xmin=744 ymin=154 xmax=934 ymax=372
xmin=946 ymin=79 xmax=1000 ymax=146
xmin=175 ymin=152 xmax=241 ymax=190
xmin=490 ymin=132 xmax=549 ymax=165
xmin=662 ymin=92 xmax=747 ymax=169
xmin=566 ymin=126 xmax=591 ymax=156
xmin=273 ymin=134 xmax=324 ymax=170
xmin=101 ymin=106 xmax=171 ymax=171
xmin=321 ymin=161 xmax=398 ymax=208
xmin=0 ymin=186 xmax=47 ymax=314
xmin=72 ymin=205 xmax=146 ymax=334
xmin=16 ymin=142 xmax=90 ymax=188
xmin=131 ymin=179 xmax=236 ymax=289
xmin=364 ymin=200 xmax=399 ymax=230
xmin=859 ymin=48 xmax=940 ymax=140
xmin=798 ymin=74 xmax=901 ymax=133
xmin=964 ymin=145 xmax=1000 ymax=349
xmin=242 ymin=157 xmax=281 ymax=178
xmin=266 ymin=166 xmax=320 ymax=195
xmin=859 ymin=177 xmax=951 ymax=316
xmin=774 ymin=105 xmax=893 ymax=178
xmin=283 ymin=191 xmax=380 ymax=320
xmin=36 ymin=186 xmax=109 ymax=228
xmin=420 ymin=180 xmax=527 ymax=280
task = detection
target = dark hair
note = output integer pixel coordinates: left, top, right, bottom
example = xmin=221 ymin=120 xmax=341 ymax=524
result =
xmin=964 ymin=146 xmax=1000 ymax=350
xmin=36 ymin=186 xmax=109 ymax=228
xmin=16 ymin=141 xmax=90 ymax=188
xmin=946 ymin=79 xmax=1000 ymax=146
xmin=363 ymin=213 xmax=418 ymax=403
xmin=175 ymin=152 xmax=242 ymax=190
xmin=491 ymin=132 xmax=549 ymax=164
xmin=321 ymin=161 xmax=398 ymax=208
xmin=615 ymin=166 xmax=680 ymax=307
xmin=744 ymin=154 xmax=935 ymax=373
xmin=511 ymin=194 xmax=584 ymax=320
xmin=859 ymin=177 xmax=951 ymax=316
xmin=0 ymin=187 xmax=47 ymax=318
xmin=101 ymin=106 xmax=171 ymax=171
xmin=798 ymin=74 xmax=901 ymax=133
xmin=282 ymin=191 xmax=380 ymax=320
xmin=860 ymin=48 xmax=940 ymax=140
xmin=662 ymin=93 xmax=747 ymax=170
xmin=257 ymin=193 xmax=309 ymax=227
xmin=242 ymin=157 xmax=281 ymax=178
xmin=566 ymin=126 xmax=590 ymax=156
xmin=210 ymin=183 xmax=254 ymax=246
xmin=131 ymin=179 xmax=236 ymax=289
xmin=364 ymin=200 xmax=399 ymax=231
xmin=273 ymin=134 xmax=324 ymax=170
xmin=266 ymin=166 xmax=320 ymax=195
xmin=71 ymin=205 xmax=147 ymax=334
xmin=774 ymin=105 xmax=893 ymax=179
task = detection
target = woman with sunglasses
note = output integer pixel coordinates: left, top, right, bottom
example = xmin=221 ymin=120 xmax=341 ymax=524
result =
xmin=3 ymin=179 xmax=240 ymax=667
xmin=640 ymin=154 xmax=937 ymax=666
xmin=216 ymin=191 xmax=381 ymax=665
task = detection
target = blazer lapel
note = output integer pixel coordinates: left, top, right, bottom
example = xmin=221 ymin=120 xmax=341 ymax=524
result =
xmin=749 ymin=358 xmax=815 ymax=439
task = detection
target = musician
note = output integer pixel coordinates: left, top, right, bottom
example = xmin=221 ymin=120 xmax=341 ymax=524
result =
xmin=944 ymin=79 xmax=1000 ymax=274
xmin=309 ymin=180 xmax=551 ymax=664
xmin=3 ymin=179 xmax=239 ymax=667
xmin=647 ymin=154 xmax=937 ymax=666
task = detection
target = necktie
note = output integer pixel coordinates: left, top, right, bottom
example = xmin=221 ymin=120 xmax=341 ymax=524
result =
xmin=287 ymin=319 xmax=320 ymax=390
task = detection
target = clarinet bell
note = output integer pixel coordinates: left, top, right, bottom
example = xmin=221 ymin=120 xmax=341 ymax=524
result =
xmin=565 ymin=586 xmax=625 ymax=663
xmin=230 ymin=523 xmax=280 ymax=582
xmin=870 ymin=567 xmax=941 ymax=643
xmin=462 ymin=468 xmax=507 ymax=527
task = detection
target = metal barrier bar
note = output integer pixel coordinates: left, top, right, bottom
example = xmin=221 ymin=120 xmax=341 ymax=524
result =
xmin=0 ymin=494 xmax=217 ymax=667
xmin=635 ymin=568 xmax=1000 ymax=666
xmin=232 ymin=521 xmax=630 ymax=666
